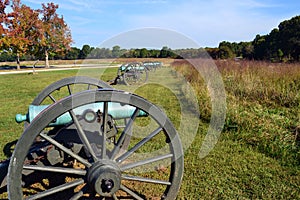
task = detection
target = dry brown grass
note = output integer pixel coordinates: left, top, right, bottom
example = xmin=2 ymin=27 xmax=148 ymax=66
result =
xmin=171 ymin=59 xmax=300 ymax=166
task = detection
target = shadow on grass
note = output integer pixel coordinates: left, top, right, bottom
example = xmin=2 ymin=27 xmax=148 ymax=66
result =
xmin=3 ymin=140 xmax=17 ymax=158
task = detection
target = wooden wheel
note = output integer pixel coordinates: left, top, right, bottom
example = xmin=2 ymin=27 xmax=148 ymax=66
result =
xmin=8 ymin=89 xmax=184 ymax=199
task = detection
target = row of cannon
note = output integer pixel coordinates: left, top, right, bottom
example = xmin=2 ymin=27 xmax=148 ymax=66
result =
xmin=111 ymin=61 xmax=163 ymax=85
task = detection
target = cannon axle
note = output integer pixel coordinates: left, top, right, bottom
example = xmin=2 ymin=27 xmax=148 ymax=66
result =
xmin=87 ymin=160 xmax=121 ymax=196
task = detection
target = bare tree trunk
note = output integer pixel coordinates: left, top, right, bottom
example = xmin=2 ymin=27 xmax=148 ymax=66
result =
xmin=16 ymin=53 xmax=20 ymax=70
xmin=45 ymin=50 xmax=50 ymax=68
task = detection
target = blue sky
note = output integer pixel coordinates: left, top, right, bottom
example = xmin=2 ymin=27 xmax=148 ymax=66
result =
xmin=23 ymin=0 xmax=300 ymax=49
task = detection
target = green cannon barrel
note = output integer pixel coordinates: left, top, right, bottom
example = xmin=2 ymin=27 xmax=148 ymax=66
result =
xmin=16 ymin=103 xmax=147 ymax=126
xmin=119 ymin=62 xmax=145 ymax=72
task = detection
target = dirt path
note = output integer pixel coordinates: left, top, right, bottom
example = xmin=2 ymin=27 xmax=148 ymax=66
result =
xmin=0 ymin=64 xmax=119 ymax=75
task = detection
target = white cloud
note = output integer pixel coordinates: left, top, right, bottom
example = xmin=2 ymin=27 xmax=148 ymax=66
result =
xmin=120 ymin=0 xmax=283 ymax=46
xmin=236 ymin=0 xmax=283 ymax=8
xmin=23 ymin=0 xmax=44 ymax=5
xmin=66 ymin=0 xmax=94 ymax=9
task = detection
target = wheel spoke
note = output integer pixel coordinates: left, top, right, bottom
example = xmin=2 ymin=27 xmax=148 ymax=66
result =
xmin=67 ymin=84 xmax=72 ymax=95
xmin=111 ymin=108 xmax=140 ymax=160
xmin=120 ymin=185 xmax=143 ymax=200
xmin=23 ymin=165 xmax=86 ymax=176
xmin=116 ymin=127 xmax=162 ymax=163
xmin=70 ymin=184 xmax=89 ymax=200
xmin=112 ymin=194 xmax=119 ymax=200
xmin=101 ymin=102 xmax=109 ymax=159
xmin=122 ymin=174 xmax=171 ymax=185
xmin=69 ymin=110 xmax=99 ymax=162
xmin=70 ymin=190 xmax=84 ymax=200
xmin=120 ymin=154 xmax=173 ymax=171
xmin=48 ymin=94 xmax=56 ymax=103
xmin=39 ymin=133 xmax=91 ymax=167
xmin=25 ymin=179 xmax=84 ymax=200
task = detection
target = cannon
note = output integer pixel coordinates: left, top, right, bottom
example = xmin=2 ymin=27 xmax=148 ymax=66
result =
xmin=0 ymin=76 xmax=183 ymax=199
xmin=112 ymin=62 xmax=149 ymax=85
xmin=142 ymin=61 xmax=163 ymax=72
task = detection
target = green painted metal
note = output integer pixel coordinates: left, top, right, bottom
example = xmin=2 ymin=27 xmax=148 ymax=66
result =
xmin=16 ymin=103 xmax=147 ymax=126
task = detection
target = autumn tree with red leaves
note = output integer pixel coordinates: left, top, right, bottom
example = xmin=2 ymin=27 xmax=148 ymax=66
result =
xmin=0 ymin=0 xmax=72 ymax=69
xmin=1 ymin=0 xmax=9 ymax=50
xmin=37 ymin=3 xmax=72 ymax=68
xmin=3 ymin=0 xmax=42 ymax=69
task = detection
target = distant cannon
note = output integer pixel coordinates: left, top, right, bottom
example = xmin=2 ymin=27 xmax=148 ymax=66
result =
xmin=143 ymin=61 xmax=163 ymax=71
xmin=0 ymin=76 xmax=183 ymax=199
xmin=112 ymin=62 xmax=149 ymax=85
xmin=111 ymin=61 xmax=163 ymax=85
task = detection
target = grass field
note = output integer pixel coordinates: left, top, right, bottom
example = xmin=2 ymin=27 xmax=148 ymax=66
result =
xmin=0 ymin=59 xmax=299 ymax=199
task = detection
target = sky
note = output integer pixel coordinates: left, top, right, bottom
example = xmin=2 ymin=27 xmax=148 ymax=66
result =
xmin=22 ymin=0 xmax=300 ymax=49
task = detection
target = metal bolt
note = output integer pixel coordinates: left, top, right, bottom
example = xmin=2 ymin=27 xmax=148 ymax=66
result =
xmin=102 ymin=179 xmax=114 ymax=192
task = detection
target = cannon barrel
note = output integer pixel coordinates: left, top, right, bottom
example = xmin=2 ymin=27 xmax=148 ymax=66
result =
xmin=119 ymin=65 xmax=145 ymax=71
xmin=16 ymin=102 xmax=147 ymax=126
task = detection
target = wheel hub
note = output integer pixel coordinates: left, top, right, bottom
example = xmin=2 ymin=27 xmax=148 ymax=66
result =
xmin=87 ymin=160 xmax=121 ymax=196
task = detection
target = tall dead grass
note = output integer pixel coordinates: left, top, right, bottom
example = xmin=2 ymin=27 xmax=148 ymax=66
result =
xmin=171 ymin=59 xmax=300 ymax=166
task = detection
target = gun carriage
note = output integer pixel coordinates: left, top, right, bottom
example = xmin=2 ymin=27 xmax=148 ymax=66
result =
xmin=0 ymin=76 xmax=183 ymax=200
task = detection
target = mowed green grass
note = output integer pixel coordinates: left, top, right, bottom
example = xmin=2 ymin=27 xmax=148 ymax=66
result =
xmin=0 ymin=68 xmax=116 ymax=160
xmin=0 ymin=63 xmax=299 ymax=199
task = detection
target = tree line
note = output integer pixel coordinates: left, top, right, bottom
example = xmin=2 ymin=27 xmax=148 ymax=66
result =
xmin=208 ymin=15 xmax=300 ymax=62
xmin=1 ymin=0 xmax=299 ymax=65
